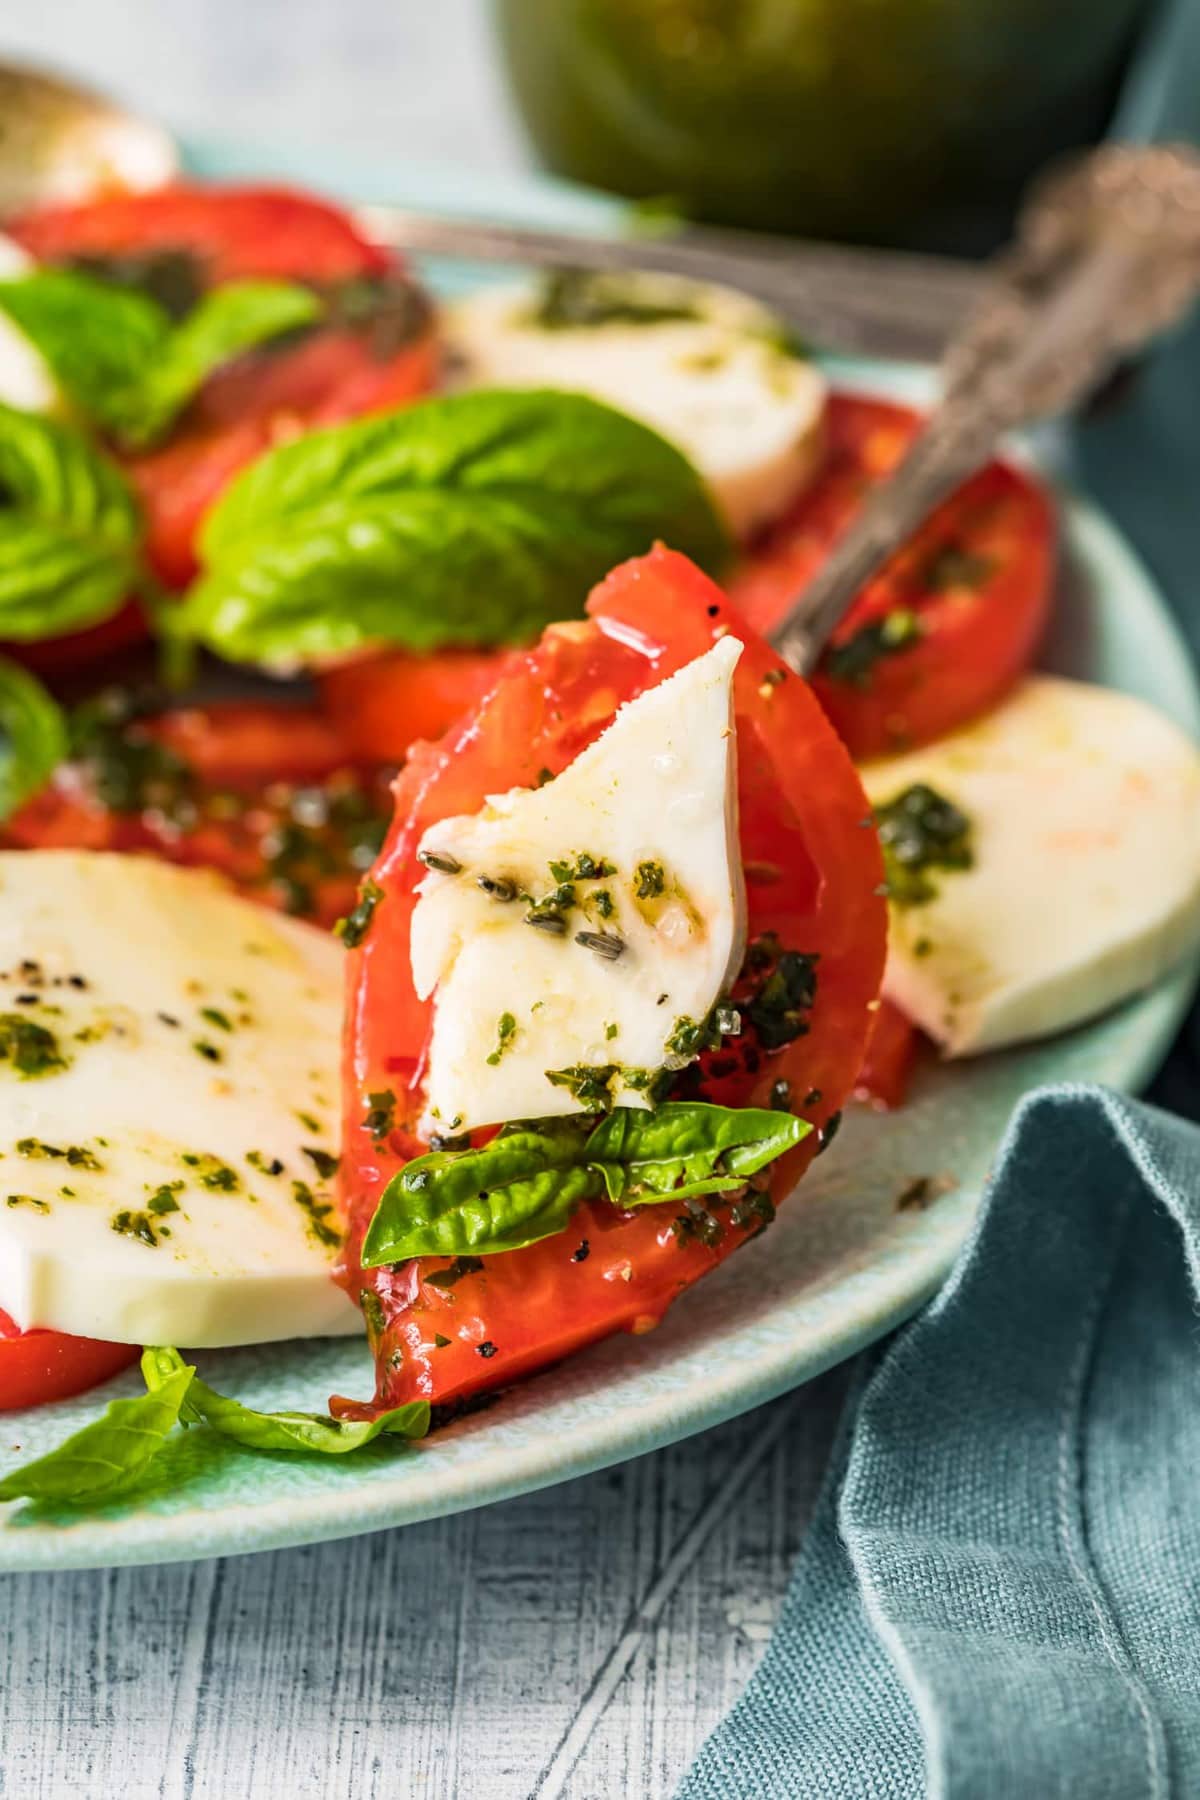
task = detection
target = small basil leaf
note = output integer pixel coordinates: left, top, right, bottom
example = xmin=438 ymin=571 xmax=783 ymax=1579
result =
xmin=363 ymin=1102 xmax=808 ymax=1264
xmin=140 ymin=1347 xmax=429 ymax=1454
xmin=0 ymin=402 xmax=142 ymax=638
xmin=586 ymin=1103 xmax=809 ymax=1206
xmin=178 ymin=389 xmax=731 ymax=667
xmin=0 ymin=268 xmax=170 ymax=429
xmin=111 ymin=281 xmax=322 ymax=448
xmin=0 ymin=1365 xmax=194 ymax=1504
xmin=0 ymin=655 xmax=67 ymax=820
xmin=0 ymin=269 xmax=321 ymax=449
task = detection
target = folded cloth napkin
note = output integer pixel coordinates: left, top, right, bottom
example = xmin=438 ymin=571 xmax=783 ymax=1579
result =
xmin=681 ymin=5 xmax=1200 ymax=1795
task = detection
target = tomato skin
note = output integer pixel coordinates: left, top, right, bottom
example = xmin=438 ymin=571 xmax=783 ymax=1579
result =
xmin=853 ymin=998 xmax=920 ymax=1112
xmin=320 ymin=645 xmax=511 ymax=764
xmin=0 ymin=1310 xmax=138 ymax=1412
xmin=11 ymin=183 xmax=390 ymax=283
xmin=12 ymin=183 xmax=441 ymax=594
xmin=337 ymin=547 xmax=887 ymax=1415
xmin=730 ymin=394 xmax=1056 ymax=760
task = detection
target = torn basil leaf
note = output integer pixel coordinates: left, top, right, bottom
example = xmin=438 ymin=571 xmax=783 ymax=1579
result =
xmin=362 ymin=1101 xmax=808 ymax=1264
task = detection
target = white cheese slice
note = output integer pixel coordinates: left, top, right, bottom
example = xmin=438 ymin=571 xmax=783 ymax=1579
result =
xmin=445 ymin=276 xmax=826 ymax=540
xmin=0 ymin=235 xmax=60 ymax=414
xmin=0 ymin=852 xmax=361 ymax=1346
xmin=860 ymin=676 xmax=1200 ymax=1056
xmin=411 ymin=637 xmax=746 ymax=1133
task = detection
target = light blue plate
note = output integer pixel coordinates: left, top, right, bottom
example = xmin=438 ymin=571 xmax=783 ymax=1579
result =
xmin=0 ymin=150 xmax=1196 ymax=1572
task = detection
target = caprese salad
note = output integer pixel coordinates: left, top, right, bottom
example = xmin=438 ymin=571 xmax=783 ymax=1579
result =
xmin=0 ymin=177 xmax=1196 ymax=1509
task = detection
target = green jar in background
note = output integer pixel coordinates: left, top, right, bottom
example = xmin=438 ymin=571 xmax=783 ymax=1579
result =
xmin=494 ymin=0 xmax=1148 ymax=251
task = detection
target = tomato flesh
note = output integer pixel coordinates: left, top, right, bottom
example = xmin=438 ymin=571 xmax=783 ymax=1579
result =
xmin=337 ymin=547 xmax=887 ymax=1414
xmin=730 ymin=393 xmax=1055 ymax=760
xmin=0 ymin=1310 xmax=138 ymax=1412
xmin=320 ymin=645 xmax=514 ymax=764
xmin=5 ymin=699 xmax=392 ymax=930
xmin=853 ymin=998 xmax=921 ymax=1112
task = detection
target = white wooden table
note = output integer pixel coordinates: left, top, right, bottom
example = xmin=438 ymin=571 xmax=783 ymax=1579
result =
xmin=0 ymin=5 xmax=847 ymax=1793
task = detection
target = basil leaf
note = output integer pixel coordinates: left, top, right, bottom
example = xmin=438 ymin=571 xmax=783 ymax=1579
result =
xmin=0 ymin=655 xmax=67 ymax=820
xmin=141 ymin=1347 xmax=429 ymax=1454
xmin=363 ymin=1127 xmax=601 ymax=1264
xmin=585 ymin=1103 xmax=808 ymax=1205
xmin=111 ymin=281 xmax=322 ymax=449
xmin=362 ymin=1101 xmax=808 ymax=1264
xmin=0 ymin=402 xmax=142 ymax=638
xmin=0 ymin=269 xmax=321 ymax=448
xmin=176 ymin=389 xmax=731 ymax=667
xmin=0 ymin=268 xmax=168 ymax=429
xmin=0 ymin=1365 xmax=194 ymax=1504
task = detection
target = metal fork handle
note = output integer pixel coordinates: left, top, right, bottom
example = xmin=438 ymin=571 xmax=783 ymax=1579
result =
xmin=770 ymin=144 xmax=1200 ymax=674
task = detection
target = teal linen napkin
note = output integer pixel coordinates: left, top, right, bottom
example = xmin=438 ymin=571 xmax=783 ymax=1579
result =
xmin=681 ymin=5 xmax=1200 ymax=1795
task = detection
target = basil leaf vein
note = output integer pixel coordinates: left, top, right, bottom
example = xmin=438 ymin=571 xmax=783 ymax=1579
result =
xmin=0 ymin=1365 xmax=194 ymax=1504
xmin=141 ymin=1347 xmax=429 ymax=1454
xmin=362 ymin=1101 xmax=808 ymax=1264
xmin=176 ymin=389 xmax=731 ymax=667
xmin=0 ymin=402 xmax=142 ymax=638
xmin=0 ymin=655 xmax=67 ymax=821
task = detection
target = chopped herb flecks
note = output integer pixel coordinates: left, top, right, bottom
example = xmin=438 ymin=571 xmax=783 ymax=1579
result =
xmin=292 ymin=1179 xmax=340 ymax=1249
xmin=335 ymin=878 xmax=384 ymax=948
xmin=364 ymin=1089 xmax=397 ymax=1141
xmin=302 ymin=1145 xmax=340 ymax=1181
xmin=875 ymin=783 xmax=974 ymax=908
xmin=111 ymin=1208 xmax=163 ymax=1248
xmin=550 ymin=852 xmax=615 ymax=884
xmin=635 ymin=860 xmax=666 ymax=900
xmin=181 ymin=1152 xmax=240 ymax=1192
xmin=824 ymin=608 xmax=924 ymax=689
xmin=425 ymin=1255 xmax=484 ymax=1291
xmin=486 ymin=1011 xmax=518 ymax=1067
xmin=0 ymin=1013 xmax=68 ymax=1080
xmin=15 ymin=1137 xmax=101 ymax=1170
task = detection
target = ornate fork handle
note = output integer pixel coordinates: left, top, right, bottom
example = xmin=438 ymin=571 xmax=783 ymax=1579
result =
xmin=771 ymin=145 xmax=1200 ymax=675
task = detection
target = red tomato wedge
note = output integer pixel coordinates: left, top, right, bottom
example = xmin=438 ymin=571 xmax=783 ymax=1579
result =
xmin=730 ymin=393 xmax=1056 ymax=760
xmin=5 ymin=699 xmax=391 ymax=930
xmin=853 ymin=998 xmax=921 ymax=1112
xmin=320 ymin=646 xmax=512 ymax=764
xmin=12 ymin=183 xmax=391 ymax=284
xmin=335 ymin=547 xmax=887 ymax=1415
xmin=0 ymin=1309 xmax=138 ymax=1412
xmin=11 ymin=183 xmax=440 ymax=593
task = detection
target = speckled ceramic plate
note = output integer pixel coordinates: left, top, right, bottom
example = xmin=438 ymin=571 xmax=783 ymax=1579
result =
xmin=0 ymin=153 xmax=1196 ymax=1572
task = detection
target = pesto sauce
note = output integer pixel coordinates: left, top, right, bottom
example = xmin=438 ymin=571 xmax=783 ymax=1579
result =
xmin=823 ymin=608 xmax=924 ymax=689
xmin=875 ymin=783 xmax=974 ymax=907
xmin=0 ymin=1013 xmax=68 ymax=1079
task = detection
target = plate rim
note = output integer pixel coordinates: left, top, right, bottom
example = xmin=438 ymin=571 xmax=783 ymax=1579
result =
xmin=1 ymin=211 xmax=1197 ymax=1573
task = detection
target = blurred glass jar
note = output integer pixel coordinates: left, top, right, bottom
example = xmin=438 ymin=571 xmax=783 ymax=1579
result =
xmin=494 ymin=0 xmax=1148 ymax=251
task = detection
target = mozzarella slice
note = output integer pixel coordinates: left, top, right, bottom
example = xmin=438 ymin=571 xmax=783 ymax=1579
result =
xmin=860 ymin=676 xmax=1200 ymax=1056
xmin=0 ymin=235 xmax=59 ymax=413
xmin=411 ymin=637 xmax=746 ymax=1133
xmin=0 ymin=852 xmax=360 ymax=1347
xmin=445 ymin=276 xmax=825 ymax=539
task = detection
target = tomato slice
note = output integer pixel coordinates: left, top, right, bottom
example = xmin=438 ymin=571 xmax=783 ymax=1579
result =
xmin=853 ymin=998 xmax=920 ymax=1112
xmin=319 ymin=645 xmax=512 ymax=764
xmin=10 ymin=183 xmax=440 ymax=594
xmin=336 ymin=546 xmax=887 ymax=1414
xmin=5 ymin=698 xmax=391 ymax=930
xmin=729 ymin=393 xmax=1056 ymax=760
xmin=11 ymin=183 xmax=391 ymax=284
xmin=0 ymin=1309 xmax=138 ymax=1412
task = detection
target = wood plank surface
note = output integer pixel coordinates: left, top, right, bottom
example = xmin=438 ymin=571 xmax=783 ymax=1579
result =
xmin=0 ymin=1372 xmax=848 ymax=1800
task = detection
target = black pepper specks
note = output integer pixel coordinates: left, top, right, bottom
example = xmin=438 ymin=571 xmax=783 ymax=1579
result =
xmin=477 ymin=1341 xmax=498 ymax=1359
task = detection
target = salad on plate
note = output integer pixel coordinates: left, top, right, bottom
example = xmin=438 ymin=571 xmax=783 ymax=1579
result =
xmin=0 ymin=177 xmax=1196 ymax=1512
